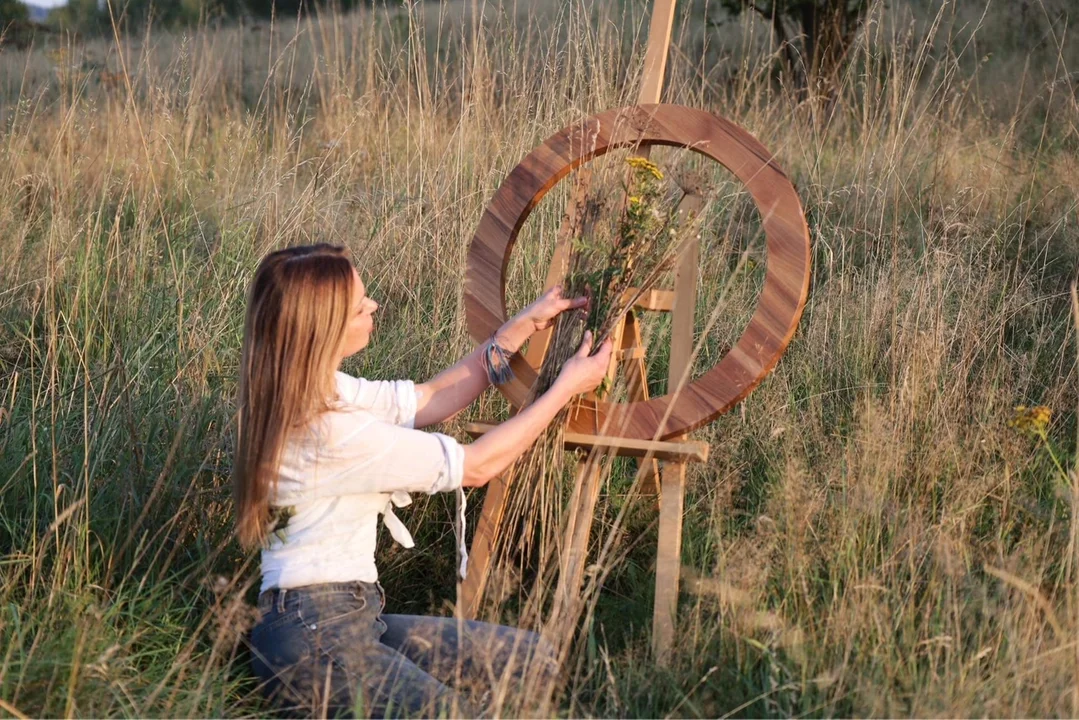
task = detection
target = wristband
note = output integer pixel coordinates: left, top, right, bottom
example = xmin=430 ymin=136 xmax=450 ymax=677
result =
xmin=481 ymin=337 xmax=515 ymax=385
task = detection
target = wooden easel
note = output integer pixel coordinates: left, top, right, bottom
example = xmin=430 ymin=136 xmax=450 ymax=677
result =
xmin=457 ymin=3 xmax=811 ymax=672
xmin=461 ymin=0 xmax=700 ymax=664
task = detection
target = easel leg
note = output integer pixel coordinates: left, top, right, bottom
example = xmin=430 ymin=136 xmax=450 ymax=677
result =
xmin=652 ymin=460 xmax=686 ymax=665
xmin=637 ymin=0 xmax=678 ymax=105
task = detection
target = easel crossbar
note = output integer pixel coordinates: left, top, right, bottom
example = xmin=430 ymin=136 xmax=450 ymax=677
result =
xmin=625 ymin=287 xmax=675 ymax=312
xmin=463 ymin=422 xmax=709 ymax=463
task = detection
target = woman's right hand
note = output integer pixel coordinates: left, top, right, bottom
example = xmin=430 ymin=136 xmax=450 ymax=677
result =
xmin=555 ymin=330 xmax=614 ymax=398
xmin=462 ymin=329 xmax=615 ymax=487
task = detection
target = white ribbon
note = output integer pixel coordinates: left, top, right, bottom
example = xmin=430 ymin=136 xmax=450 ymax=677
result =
xmin=380 ymin=489 xmax=469 ymax=581
xmin=380 ymin=491 xmax=416 ymax=549
xmin=456 ymin=487 xmax=468 ymax=580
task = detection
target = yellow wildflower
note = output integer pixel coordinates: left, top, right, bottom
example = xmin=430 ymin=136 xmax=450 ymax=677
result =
xmin=1008 ymin=405 xmax=1051 ymax=436
xmin=626 ymin=156 xmax=664 ymax=180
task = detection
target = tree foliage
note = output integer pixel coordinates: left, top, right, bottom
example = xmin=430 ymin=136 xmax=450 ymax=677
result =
xmin=49 ymin=0 xmax=107 ymax=33
xmin=720 ymin=0 xmax=873 ymax=88
xmin=0 ymin=0 xmax=29 ymax=26
xmin=243 ymin=0 xmax=371 ymax=15
xmin=0 ymin=0 xmax=32 ymax=49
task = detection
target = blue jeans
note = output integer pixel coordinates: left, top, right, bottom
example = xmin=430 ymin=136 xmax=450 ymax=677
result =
xmin=250 ymin=581 xmax=554 ymax=718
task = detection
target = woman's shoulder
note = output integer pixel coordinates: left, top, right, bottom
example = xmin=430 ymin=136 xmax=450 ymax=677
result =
xmin=333 ymin=370 xmax=401 ymax=402
xmin=333 ymin=371 xmax=417 ymax=427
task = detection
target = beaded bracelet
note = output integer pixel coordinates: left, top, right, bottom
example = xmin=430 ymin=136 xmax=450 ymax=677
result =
xmin=481 ymin=337 xmax=515 ymax=385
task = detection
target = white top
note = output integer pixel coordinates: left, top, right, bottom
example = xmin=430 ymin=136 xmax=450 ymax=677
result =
xmin=260 ymin=371 xmax=466 ymax=592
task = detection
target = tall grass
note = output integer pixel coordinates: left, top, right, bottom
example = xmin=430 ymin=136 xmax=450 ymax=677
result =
xmin=1 ymin=0 xmax=1078 ymax=715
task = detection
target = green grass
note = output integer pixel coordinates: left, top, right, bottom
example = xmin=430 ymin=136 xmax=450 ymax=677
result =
xmin=2 ymin=0 xmax=1079 ymax=716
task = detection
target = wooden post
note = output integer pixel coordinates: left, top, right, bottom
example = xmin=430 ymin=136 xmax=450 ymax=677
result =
xmin=627 ymin=0 xmax=681 ymax=495
xmin=653 ymin=463 xmax=686 ymax=662
xmin=652 ymin=193 xmax=701 ymax=665
xmin=638 ymin=0 xmax=678 ymax=105
xmin=459 ymin=471 xmax=508 ymax=618
xmin=547 ymin=458 xmax=601 ymax=628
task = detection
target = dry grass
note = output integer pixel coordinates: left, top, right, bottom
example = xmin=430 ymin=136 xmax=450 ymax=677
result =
xmin=1 ymin=0 xmax=1078 ymax=716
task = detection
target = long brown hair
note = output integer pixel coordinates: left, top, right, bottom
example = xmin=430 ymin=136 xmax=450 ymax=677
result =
xmin=233 ymin=244 xmax=355 ymax=549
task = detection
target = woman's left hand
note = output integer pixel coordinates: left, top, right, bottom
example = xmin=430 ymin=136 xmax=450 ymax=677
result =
xmin=495 ymin=286 xmax=588 ymax=352
xmin=519 ymin=285 xmax=588 ymax=333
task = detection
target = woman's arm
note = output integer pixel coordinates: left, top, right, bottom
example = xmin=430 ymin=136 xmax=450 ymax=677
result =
xmin=460 ymin=332 xmax=612 ymax=487
xmin=412 ymin=342 xmax=497 ymax=429
xmin=315 ymin=333 xmax=610 ymax=499
xmin=413 ymin=287 xmax=586 ymax=428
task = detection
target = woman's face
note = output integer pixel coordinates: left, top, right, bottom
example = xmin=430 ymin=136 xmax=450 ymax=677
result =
xmin=338 ymin=267 xmax=379 ymax=362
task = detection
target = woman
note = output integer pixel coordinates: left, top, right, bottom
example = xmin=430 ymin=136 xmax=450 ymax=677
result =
xmin=234 ymin=244 xmax=612 ymax=718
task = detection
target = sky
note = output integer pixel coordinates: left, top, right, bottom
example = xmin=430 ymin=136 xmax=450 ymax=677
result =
xmin=22 ymin=0 xmax=69 ymax=7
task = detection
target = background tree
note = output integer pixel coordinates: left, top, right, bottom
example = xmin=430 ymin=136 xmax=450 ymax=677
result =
xmin=0 ymin=0 xmax=30 ymax=48
xmin=242 ymin=0 xmax=367 ymax=17
xmin=0 ymin=0 xmax=29 ymax=26
xmin=49 ymin=0 xmax=106 ymax=33
xmin=719 ymin=0 xmax=874 ymax=90
xmin=65 ymin=0 xmax=247 ymax=31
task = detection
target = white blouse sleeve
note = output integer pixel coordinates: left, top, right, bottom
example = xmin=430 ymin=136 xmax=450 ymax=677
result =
xmin=335 ymin=371 xmax=418 ymax=428
xmin=301 ymin=410 xmax=465 ymax=498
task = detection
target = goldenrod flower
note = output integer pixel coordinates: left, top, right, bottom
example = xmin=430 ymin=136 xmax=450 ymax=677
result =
xmin=626 ymin=156 xmax=664 ymax=180
xmin=1008 ymin=405 xmax=1052 ymax=436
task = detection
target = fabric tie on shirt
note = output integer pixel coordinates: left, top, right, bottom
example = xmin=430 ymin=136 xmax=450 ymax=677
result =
xmin=456 ymin=487 xmax=468 ymax=579
xmin=379 ymin=490 xmax=469 ymax=582
xmin=380 ymin=491 xmax=416 ymax=548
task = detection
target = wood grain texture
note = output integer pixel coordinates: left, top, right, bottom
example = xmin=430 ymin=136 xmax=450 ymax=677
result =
xmin=630 ymin=288 xmax=675 ymax=312
xmin=464 ymin=104 xmax=812 ymax=440
xmin=621 ymin=311 xmax=662 ymax=493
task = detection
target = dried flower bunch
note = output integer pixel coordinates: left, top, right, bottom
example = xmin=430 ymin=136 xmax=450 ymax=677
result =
xmin=533 ymin=154 xmax=697 ymax=401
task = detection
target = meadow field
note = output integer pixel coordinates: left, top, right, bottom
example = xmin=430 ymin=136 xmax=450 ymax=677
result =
xmin=1 ymin=0 xmax=1079 ymax=716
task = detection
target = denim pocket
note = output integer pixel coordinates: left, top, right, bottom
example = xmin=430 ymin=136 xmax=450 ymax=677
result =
xmin=302 ymin=591 xmax=370 ymax=632
xmin=299 ymin=591 xmax=385 ymax=658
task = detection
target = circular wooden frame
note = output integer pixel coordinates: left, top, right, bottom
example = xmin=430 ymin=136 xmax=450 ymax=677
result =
xmin=464 ymin=104 xmax=811 ymax=441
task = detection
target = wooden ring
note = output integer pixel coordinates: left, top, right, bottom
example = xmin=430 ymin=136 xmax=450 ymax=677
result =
xmin=464 ymin=104 xmax=811 ymax=441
